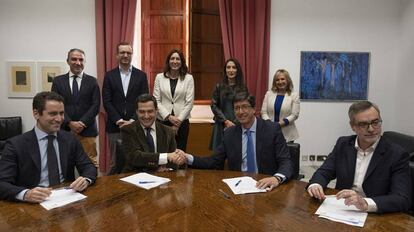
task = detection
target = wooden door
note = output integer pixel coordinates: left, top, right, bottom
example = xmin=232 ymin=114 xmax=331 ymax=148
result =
xmin=141 ymin=0 xmax=188 ymax=93
xmin=190 ymin=0 xmax=224 ymax=102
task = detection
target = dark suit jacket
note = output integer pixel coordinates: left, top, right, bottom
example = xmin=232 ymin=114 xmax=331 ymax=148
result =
xmin=308 ymin=135 xmax=412 ymax=213
xmin=51 ymin=73 xmax=100 ymax=137
xmin=192 ymin=117 xmax=293 ymax=179
xmin=121 ymin=121 xmax=176 ymax=172
xmin=0 ymin=129 xmax=97 ymax=201
xmin=102 ymin=67 xmax=149 ymax=133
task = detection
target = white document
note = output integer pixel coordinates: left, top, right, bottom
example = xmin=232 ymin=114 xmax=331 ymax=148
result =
xmin=120 ymin=172 xmax=171 ymax=190
xmin=315 ymin=195 xmax=368 ymax=227
xmin=40 ymin=188 xmax=87 ymax=210
xmin=222 ymin=176 xmax=267 ymax=195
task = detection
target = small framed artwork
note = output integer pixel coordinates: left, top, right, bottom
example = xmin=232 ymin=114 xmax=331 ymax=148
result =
xmin=7 ymin=61 xmax=37 ymax=98
xmin=37 ymin=62 xmax=67 ymax=91
xmin=300 ymin=51 xmax=370 ymax=101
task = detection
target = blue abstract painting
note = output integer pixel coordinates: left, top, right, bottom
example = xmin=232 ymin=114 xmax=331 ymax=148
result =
xmin=300 ymin=51 xmax=369 ymax=101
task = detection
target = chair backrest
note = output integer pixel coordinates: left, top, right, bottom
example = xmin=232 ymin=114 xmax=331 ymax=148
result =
xmin=382 ymin=131 xmax=414 ymax=214
xmin=287 ymin=142 xmax=300 ymax=180
xmin=114 ymin=139 xmax=126 ymax=174
xmin=0 ymin=116 xmax=22 ymax=140
xmin=0 ymin=116 xmax=22 ymax=158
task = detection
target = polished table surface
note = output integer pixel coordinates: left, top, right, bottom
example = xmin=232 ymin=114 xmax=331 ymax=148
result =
xmin=0 ymin=169 xmax=413 ymax=231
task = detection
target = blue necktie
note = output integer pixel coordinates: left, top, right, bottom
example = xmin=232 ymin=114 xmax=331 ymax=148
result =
xmin=245 ymin=129 xmax=256 ymax=173
xmin=72 ymin=75 xmax=79 ymax=99
xmin=146 ymin=128 xmax=155 ymax=152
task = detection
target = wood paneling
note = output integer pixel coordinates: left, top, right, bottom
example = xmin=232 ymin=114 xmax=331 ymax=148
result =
xmin=187 ymin=122 xmax=213 ymax=157
xmin=142 ymin=0 xmax=187 ymax=93
xmin=190 ymin=0 xmax=224 ymax=101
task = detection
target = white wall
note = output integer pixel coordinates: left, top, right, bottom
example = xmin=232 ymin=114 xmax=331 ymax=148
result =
xmin=394 ymin=0 xmax=414 ymax=134
xmin=269 ymin=0 xmax=409 ymax=164
xmin=0 ymin=0 xmax=96 ymax=132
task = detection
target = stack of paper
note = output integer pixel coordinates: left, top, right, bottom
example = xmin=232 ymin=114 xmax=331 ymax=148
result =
xmin=315 ymin=195 xmax=368 ymax=227
xmin=40 ymin=188 xmax=87 ymax=210
xmin=120 ymin=172 xmax=171 ymax=190
xmin=222 ymin=176 xmax=267 ymax=195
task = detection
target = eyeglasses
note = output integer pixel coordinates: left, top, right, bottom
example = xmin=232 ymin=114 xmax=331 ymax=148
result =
xmin=354 ymin=119 xmax=382 ymax=130
xmin=234 ymin=104 xmax=252 ymax=112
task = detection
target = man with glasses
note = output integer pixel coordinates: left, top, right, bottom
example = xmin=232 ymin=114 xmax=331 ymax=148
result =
xmin=307 ymin=101 xmax=411 ymax=213
xmin=103 ymin=42 xmax=149 ymax=175
xmin=181 ymin=92 xmax=293 ymax=191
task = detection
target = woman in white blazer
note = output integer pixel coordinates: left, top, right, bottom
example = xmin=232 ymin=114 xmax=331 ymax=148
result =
xmin=261 ymin=69 xmax=300 ymax=142
xmin=153 ymin=49 xmax=195 ymax=151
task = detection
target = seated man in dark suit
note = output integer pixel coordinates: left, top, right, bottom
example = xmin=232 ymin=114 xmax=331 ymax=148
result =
xmin=307 ymin=101 xmax=412 ymax=213
xmin=182 ymin=92 xmax=293 ymax=191
xmin=0 ymin=91 xmax=97 ymax=203
xmin=121 ymin=94 xmax=185 ymax=173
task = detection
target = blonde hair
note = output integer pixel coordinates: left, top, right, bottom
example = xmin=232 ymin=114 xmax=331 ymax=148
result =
xmin=271 ymin=69 xmax=293 ymax=95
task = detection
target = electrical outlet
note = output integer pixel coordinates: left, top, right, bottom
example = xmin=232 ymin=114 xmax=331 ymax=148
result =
xmin=317 ymin=155 xmax=327 ymax=162
xmin=301 ymin=155 xmax=308 ymax=161
xmin=309 ymin=155 xmax=316 ymax=161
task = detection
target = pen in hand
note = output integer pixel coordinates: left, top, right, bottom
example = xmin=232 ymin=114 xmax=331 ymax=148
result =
xmin=219 ymin=189 xmax=231 ymax=199
xmin=235 ymin=179 xmax=242 ymax=187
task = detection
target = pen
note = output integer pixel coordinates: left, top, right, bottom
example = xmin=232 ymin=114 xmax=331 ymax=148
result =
xmin=219 ymin=189 xmax=231 ymax=199
xmin=139 ymin=181 xmax=156 ymax=184
xmin=235 ymin=179 xmax=242 ymax=187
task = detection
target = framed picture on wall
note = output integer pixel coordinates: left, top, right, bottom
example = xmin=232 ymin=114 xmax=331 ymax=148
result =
xmin=37 ymin=62 xmax=67 ymax=91
xmin=300 ymin=51 xmax=370 ymax=101
xmin=6 ymin=61 xmax=37 ymax=98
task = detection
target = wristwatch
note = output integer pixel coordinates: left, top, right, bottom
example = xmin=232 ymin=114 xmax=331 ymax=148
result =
xmin=275 ymin=175 xmax=283 ymax=184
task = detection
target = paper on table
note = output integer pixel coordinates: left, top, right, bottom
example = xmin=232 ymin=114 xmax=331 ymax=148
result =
xmin=120 ymin=172 xmax=171 ymax=190
xmin=222 ymin=176 xmax=267 ymax=195
xmin=40 ymin=188 xmax=87 ymax=210
xmin=315 ymin=195 xmax=368 ymax=227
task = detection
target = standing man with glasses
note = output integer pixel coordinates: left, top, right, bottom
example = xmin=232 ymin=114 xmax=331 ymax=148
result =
xmin=181 ymin=92 xmax=293 ymax=191
xmin=52 ymin=48 xmax=100 ymax=167
xmin=121 ymin=94 xmax=186 ymax=172
xmin=103 ymin=42 xmax=149 ymax=175
xmin=307 ymin=101 xmax=412 ymax=213
xmin=0 ymin=92 xmax=97 ymax=202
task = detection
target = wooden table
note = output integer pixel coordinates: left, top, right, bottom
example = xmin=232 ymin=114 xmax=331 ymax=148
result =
xmin=1 ymin=170 xmax=413 ymax=231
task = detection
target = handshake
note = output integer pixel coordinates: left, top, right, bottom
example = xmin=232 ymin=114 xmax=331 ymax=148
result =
xmin=167 ymin=149 xmax=189 ymax=166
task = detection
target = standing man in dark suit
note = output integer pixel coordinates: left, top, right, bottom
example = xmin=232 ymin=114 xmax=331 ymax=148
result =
xmin=103 ymin=42 xmax=149 ymax=174
xmin=121 ymin=94 xmax=185 ymax=173
xmin=0 ymin=91 xmax=97 ymax=202
xmin=307 ymin=101 xmax=412 ymax=213
xmin=183 ymin=92 xmax=293 ymax=191
xmin=51 ymin=48 xmax=100 ymax=167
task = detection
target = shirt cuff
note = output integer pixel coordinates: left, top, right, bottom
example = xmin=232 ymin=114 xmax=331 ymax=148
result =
xmin=159 ymin=153 xmax=168 ymax=165
xmin=307 ymin=183 xmax=322 ymax=190
xmin=187 ymin=154 xmax=194 ymax=165
xmin=16 ymin=189 xmax=29 ymax=201
xmin=274 ymin=173 xmax=286 ymax=183
xmin=364 ymin=198 xmax=378 ymax=212
xmin=283 ymin=118 xmax=289 ymax=125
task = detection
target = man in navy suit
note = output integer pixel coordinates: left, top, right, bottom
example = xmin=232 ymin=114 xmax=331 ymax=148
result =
xmin=52 ymin=48 xmax=100 ymax=167
xmin=0 ymin=91 xmax=97 ymax=202
xmin=308 ymin=101 xmax=412 ymax=213
xmin=183 ymin=92 xmax=293 ymax=191
xmin=103 ymin=42 xmax=149 ymax=174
